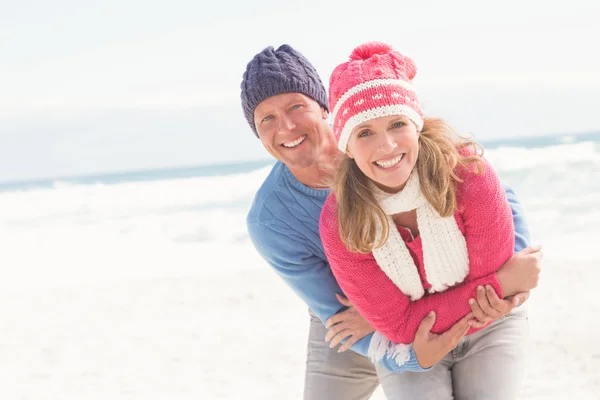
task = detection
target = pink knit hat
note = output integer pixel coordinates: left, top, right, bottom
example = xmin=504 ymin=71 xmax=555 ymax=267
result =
xmin=329 ymin=42 xmax=424 ymax=152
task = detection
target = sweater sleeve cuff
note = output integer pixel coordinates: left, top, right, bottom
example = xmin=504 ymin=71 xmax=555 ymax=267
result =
xmin=405 ymin=347 xmax=434 ymax=372
xmin=378 ymin=346 xmax=434 ymax=373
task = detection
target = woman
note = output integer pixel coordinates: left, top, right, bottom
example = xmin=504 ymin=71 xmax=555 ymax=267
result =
xmin=319 ymin=42 xmax=541 ymax=399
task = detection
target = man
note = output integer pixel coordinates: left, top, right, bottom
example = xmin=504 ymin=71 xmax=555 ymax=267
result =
xmin=241 ymin=44 xmax=534 ymax=399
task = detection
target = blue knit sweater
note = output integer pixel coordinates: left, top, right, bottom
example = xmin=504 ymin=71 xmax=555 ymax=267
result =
xmin=247 ymin=161 xmax=530 ymax=373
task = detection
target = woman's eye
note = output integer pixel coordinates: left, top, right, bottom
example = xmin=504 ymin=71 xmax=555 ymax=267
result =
xmin=358 ymin=130 xmax=370 ymax=138
xmin=391 ymin=121 xmax=405 ymax=129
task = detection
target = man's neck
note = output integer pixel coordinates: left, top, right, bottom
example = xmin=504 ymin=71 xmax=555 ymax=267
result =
xmin=289 ymin=148 xmax=342 ymax=189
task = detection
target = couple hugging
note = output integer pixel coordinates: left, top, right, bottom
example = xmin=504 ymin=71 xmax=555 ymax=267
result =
xmin=241 ymin=41 xmax=542 ymax=399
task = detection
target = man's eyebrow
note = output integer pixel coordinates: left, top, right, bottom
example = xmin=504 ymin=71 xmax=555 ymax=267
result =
xmin=286 ymin=96 xmax=305 ymax=105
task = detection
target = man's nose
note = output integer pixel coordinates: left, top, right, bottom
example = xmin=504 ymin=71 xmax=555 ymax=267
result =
xmin=277 ymin=114 xmax=296 ymax=134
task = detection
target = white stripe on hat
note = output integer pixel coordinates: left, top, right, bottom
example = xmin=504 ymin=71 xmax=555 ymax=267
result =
xmin=337 ymin=104 xmax=424 ymax=152
xmin=332 ymin=79 xmax=416 ymax=122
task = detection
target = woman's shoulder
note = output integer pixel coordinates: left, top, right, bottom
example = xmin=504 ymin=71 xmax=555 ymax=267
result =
xmin=453 ymin=146 xmax=499 ymax=202
xmin=453 ymin=145 xmax=483 ymax=176
xmin=320 ymin=192 xmax=339 ymax=232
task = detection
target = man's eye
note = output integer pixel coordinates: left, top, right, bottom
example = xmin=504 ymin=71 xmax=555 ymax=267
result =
xmin=291 ymin=104 xmax=302 ymax=110
xmin=262 ymin=115 xmax=274 ymax=123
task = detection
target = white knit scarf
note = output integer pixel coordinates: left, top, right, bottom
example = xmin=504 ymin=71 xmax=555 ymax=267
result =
xmin=368 ymin=170 xmax=469 ymax=365
xmin=371 ymin=170 xmax=470 ymax=301
xmin=367 ymin=170 xmax=471 ymax=366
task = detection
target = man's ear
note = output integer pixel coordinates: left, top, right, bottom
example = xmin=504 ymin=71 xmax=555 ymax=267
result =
xmin=322 ymin=108 xmax=329 ymax=120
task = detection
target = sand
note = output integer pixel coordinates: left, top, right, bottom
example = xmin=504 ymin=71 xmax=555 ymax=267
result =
xmin=0 ymin=256 xmax=598 ymax=399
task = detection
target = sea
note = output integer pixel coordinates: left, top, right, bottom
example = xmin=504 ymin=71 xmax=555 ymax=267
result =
xmin=0 ymin=132 xmax=598 ymax=289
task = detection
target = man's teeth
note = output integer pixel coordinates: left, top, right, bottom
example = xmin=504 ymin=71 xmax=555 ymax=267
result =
xmin=375 ymin=154 xmax=403 ymax=168
xmin=282 ymin=135 xmax=306 ymax=148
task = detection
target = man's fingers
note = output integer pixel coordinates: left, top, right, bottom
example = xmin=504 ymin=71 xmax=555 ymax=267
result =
xmin=329 ymin=329 xmax=352 ymax=348
xmin=529 ymin=250 xmax=544 ymax=262
xmin=338 ymin=336 xmax=359 ymax=353
xmin=459 ymin=319 xmax=472 ymax=337
xmin=325 ymin=317 xmax=335 ymax=329
xmin=517 ymin=245 xmax=542 ymax=256
xmin=476 ymin=286 xmax=497 ymax=319
xmin=455 ymin=316 xmax=473 ymax=341
xmin=445 ymin=313 xmax=473 ymax=337
xmin=469 ymin=319 xmax=487 ymax=329
xmin=441 ymin=314 xmax=472 ymax=350
xmin=335 ymin=293 xmax=352 ymax=307
xmin=326 ymin=311 xmax=345 ymax=329
xmin=485 ymin=286 xmax=507 ymax=312
xmin=512 ymin=291 xmax=530 ymax=306
xmin=325 ymin=323 xmax=346 ymax=341
xmin=468 ymin=296 xmax=490 ymax=323
xmin=477 ymin=285 xmax=505 ymax=317
xmin=458 ymin=314 xmax=473 ymax=336
xmin=416 ymin=311 xmax=436 ymax=337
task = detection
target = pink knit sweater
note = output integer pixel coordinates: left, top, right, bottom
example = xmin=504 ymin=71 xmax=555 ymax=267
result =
xmin=319 ymin=158 xmax=515 ymax=344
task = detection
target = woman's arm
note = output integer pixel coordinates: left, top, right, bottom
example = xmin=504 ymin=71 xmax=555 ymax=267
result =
xmin=319 ymin=159 xmax=514 ymax=344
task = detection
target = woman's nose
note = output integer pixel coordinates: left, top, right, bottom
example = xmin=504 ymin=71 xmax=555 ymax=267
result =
xmin=378 ymin=132 xmax=397 ymax=152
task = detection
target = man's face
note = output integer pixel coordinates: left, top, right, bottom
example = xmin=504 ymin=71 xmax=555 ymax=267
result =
xmin=254 ymin=93 xmax=330 ymax=169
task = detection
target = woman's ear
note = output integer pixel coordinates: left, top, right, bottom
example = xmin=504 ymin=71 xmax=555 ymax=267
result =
xmin=346 ymin=148 xmax=354 ymax=159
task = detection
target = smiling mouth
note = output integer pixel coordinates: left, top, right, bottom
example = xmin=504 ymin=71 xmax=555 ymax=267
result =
xmin=373 ymin=154 xmax=404 ymax=169
xmin=281 ymin=135 xmax=307 ymax=148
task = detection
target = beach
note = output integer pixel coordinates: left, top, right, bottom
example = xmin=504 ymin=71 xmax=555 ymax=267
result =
xmin=1 ymin=136 xmax=599 ymax=399
xmin=0 ymin=247 xmax=598 ymax=399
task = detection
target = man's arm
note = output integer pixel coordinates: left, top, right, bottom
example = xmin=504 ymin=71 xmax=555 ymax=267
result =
xmin=504 ymin=186 xmax=531 ymax=252
xmin=247 ymin=220 xmax=426 ymax=373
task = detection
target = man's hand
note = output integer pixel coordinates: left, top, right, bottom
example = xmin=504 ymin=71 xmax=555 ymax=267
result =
xmin=325 ymin=294 xmax=375 ymax=352
xmin=497 ymin=245 xmax=543 ymax=297
xmin=468 ymin=285 xmax=530 ymax=327
xmin=413 ymin=311 xmax=473 ymax=369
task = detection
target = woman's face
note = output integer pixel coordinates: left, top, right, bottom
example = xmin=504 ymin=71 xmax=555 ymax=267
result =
xmin=346 ymin=115 xmax=419 ymax=193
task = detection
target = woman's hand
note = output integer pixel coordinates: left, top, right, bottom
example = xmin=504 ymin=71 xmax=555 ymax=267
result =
xmin=496 ymin=245 xmax=543 ymax=298
xmin=325 ymin=294 xmax=375 ymax=352
xmin=468 ymin=285 xmax=530 ymax=326
xmin=413 ymin=311 xmax=473 ymax=369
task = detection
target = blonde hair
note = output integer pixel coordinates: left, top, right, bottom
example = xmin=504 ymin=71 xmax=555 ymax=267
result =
xmin=331 ymin=117 xmax=486 ymax=253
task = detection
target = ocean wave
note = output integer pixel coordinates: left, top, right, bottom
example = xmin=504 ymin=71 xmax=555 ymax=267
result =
xmin=0 ymin=142 xmax=597 ymax=268
xmin=484 ymin=141 xmax=600 ymax=172
xmin=0 ymin=166 xmax=273 ymax=224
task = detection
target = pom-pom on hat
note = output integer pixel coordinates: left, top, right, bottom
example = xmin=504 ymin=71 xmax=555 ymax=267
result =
xmin=328 ymin=42 xmax=424 ymax=152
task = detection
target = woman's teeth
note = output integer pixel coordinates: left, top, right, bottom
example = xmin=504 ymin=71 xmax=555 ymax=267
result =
xmin=282 ymin=135 xmax=307 ymax=148
xmin=375 ymin=154 xmax=403 ymax=168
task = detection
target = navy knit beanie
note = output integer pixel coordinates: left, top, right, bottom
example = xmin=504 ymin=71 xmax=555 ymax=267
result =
xmin=240 ymin=44 xmax=328 ymax=137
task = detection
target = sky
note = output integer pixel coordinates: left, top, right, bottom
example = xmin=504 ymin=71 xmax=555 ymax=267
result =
xmin=1 ymin=0 xmax=599 ymax=182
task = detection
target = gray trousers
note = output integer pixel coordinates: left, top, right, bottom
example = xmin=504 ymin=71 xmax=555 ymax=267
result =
xmin=304 ymin=308 xmax=528 ymax=400
xmin=304 ymin=310 xmax=379 ymax=400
